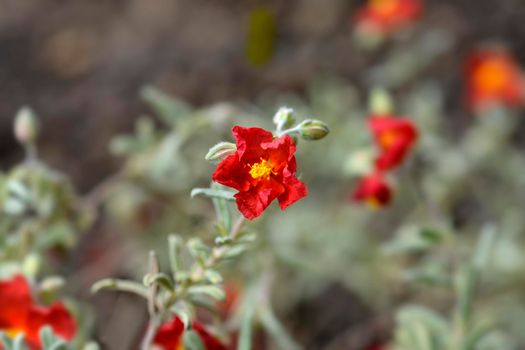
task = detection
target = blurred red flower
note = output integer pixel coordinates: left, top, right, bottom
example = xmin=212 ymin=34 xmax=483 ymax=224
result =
xmin=217 ymin=281 xmax=241 ymax=319
xmin=0 ymin=275 xmax=76 ymax=349
xmin=212 ymin=126 xmax=308 ymax=220
xmin=355 ymin=0 xmax=423 ymax=34
xmin=368 ymin=116 xmax=418 ymax=172
xmin=366 ymin=343 xmax=388 ymax=350
xmin=352 ymin=173 xmax=393 ymax=208
xmin=466 ymin=49 xmax=525 ymax=111
xmin=153 ymin=316 xmax=227 ymax=350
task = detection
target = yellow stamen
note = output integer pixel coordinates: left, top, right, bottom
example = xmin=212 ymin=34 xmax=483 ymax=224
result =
xmin=379 ymin=130 xmax=397 ymax=148
xmin=366 ymin=197 xmax=382 ymax=209
xmin=5 ymin=328 xmax=21 ymax=338
xmin=248 ymin=158 xmax=275 ymax=180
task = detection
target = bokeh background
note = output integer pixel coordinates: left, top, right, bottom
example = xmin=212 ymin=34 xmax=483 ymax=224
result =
xmin=2 ymin=1 xmax=525 ymax=349
xmin=1 ymin=0 xmax=524 ymax=188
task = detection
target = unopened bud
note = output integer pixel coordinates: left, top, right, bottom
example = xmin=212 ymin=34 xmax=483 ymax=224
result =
xmin=22 ymin=253 xmax=41 ymax=277
xmin=39 ymin=276 xmax=65 ymax=293
xmin=369 ymin=88 xmax=393 ymax=115
xmin=298 ymin=119 xmax=329 ymax=140
xmin=273 ymin=107 xmax=295 ymax=130
xmin=14 ymin=107 xmax=39 ymax=145
xmin=205 ymin=142 xmax=236 ymax=161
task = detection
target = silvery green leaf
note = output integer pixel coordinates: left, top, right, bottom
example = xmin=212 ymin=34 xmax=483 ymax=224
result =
xmin=3 ymin=197 xmax=26 ymax=215
xmin=91 ymin=279 xmax=149 ymax=299
xmin=143 ymin=272 xmax=174 ymax=291
xmin=222 ymin=245 xmax=247 ymax=259
xmin=204 ymin=269 xmax=223 ymax=284
xmin=258 ymin=307 xmax=301 ymax=350
xmin=183 ymin=330 xmax=205 ymax=350
xmin=168 ymin=234 xmax=184 ymax=275
xmin=0 ymin=332 xmax=13 ymax=349
xmin=191 ymin=188 xmax=235 ymax=201
xmin=140 ymin=86 xmax=192 ymax=126
xmin=187 ymin=285 xmax=225 ymax=301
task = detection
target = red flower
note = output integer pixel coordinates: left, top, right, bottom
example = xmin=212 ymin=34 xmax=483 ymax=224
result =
xmin=367 ymin=344 xmax=388 ymax=350
xmin=352 ymin=173 xmax=393 ymax=208
xmin=355 ymin=0 xmax=422 ymax=34
xmin=368 ymin=115 xmax=418 ymax=171
xmin=212 ymin=126 xmax=308 ymax=220
xmin=466 ymin=49 xmax=525 ymax=111
xmin=0 ymin=275 xmax=76 ymax=350
xmin=153 ymin=316 xmax=227 ymax=350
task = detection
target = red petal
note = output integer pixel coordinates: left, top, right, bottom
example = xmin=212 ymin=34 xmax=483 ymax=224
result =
xmin=232 ymin=126 xmax=273 ymax=162
xmin=153 ymin=317 xmax=184 ymax=349
xmin=0 ymin=275 xmax=32 ymax=330
xmin=193 ymin=321 xmax=228 ymax=350
xmin=278 ymin=176 xmax=308 ymax=210
xmin=212 ymin=155 xmax=251 ymax=192
xmin=352 ymin=173 xmax=392 ymax=206
xmin=235 ymin=180 xmax=285 ymax=220
xmin=368 ymin=116 xmax=417 ymax=171
xmin=25 ymin=303 xmax=76 ymax=346
xmin=262 ymin=135 xmax=297 ymax=173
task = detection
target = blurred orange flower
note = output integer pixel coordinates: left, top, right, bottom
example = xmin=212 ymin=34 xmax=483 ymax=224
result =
xmin=0 ymin=275 xmax=76 ymax=349
xmin=355 ymin=0 xmax=423 ymax=35
xmin=153 ymin=316 xmax=227 ymax=350
xmin=352 ymin=173 xmax=393 ymax=208
xmin=368 ymin=116 xmax=418 ymax=172
xmin=466 ymin=49 xmax=525 ymax=111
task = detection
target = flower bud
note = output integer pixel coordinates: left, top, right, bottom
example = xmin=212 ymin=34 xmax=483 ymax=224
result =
xmin=22 ymin=253 xmax=41 ymax=277
xmin=14 ymin=106 xmax=39 ymax=145
xmin=298 ymin=119 xmax=329 ymax=140
xmin=39 ymin=276 xmax=65 ymax=293
xmin=273 ymin=107 xmax=295 ymax=130
xmin=369 ymin=87 xmax=393 ymax=115
xmin=205 ymin=142 xmax=236 ymax=161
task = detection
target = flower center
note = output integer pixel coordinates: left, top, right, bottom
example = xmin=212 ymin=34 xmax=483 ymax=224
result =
xmin=249 ymin=158 xmax=274 ymax=180
xmin=5 ymin=328 xmax=22 ymax=339
xmin=371 ymin=0 xmax=399 ymax=17
xmin=379 ymin=130 xmax=398 ymax=148
xmin=366 ymin=197 xmax=382 ymax=209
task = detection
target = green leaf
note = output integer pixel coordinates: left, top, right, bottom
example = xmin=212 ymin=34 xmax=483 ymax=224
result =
xmin=212 ymin=184 xmax=232 ymax=233
xmin=187 ymin=285 xmax=225 ymax=301
xmin=12 ymin=333 xmax=27 ymax=350
xmin=238 ymin=290 xmax=256 ymax=350
xmin=191 ymin=188 xmax=235 ymax=201
xmin=39 ymin=327 xmax=68 ymax=350
xmin=258 ymin=307 xmax=301 ymax=350
xmin=204 ymin=269 xmax=223 ymax=284
xmin=187 ymin=238 xmax=211 ymax=264
xmin=222 ymin=245 xmax=248 ymax=259
xmin=473 ymin=225 xmax=496 ymax=272
xmin=143 ymin=272 xmax=174 ymax=291
xmin=140 ymin=86 xmax=192 ymax=126
xmin=91 ymin=279 xmax=149 ymax=299
xmin=183 ymin=330 xmax=206 ymax=350
xmin=0 ymin=332 xmax=14 ymax=350
xmin=168 ymin=234 xmax=184 ymax=275
xmin=205 ymin=142 xmax=236 ymax=162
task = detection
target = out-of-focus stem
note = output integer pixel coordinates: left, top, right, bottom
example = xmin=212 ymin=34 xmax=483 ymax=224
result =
xmin=167 ymin=215 xmax=246 ymax=307
xmin=141 ymin=251 xmax=161 ymax=350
